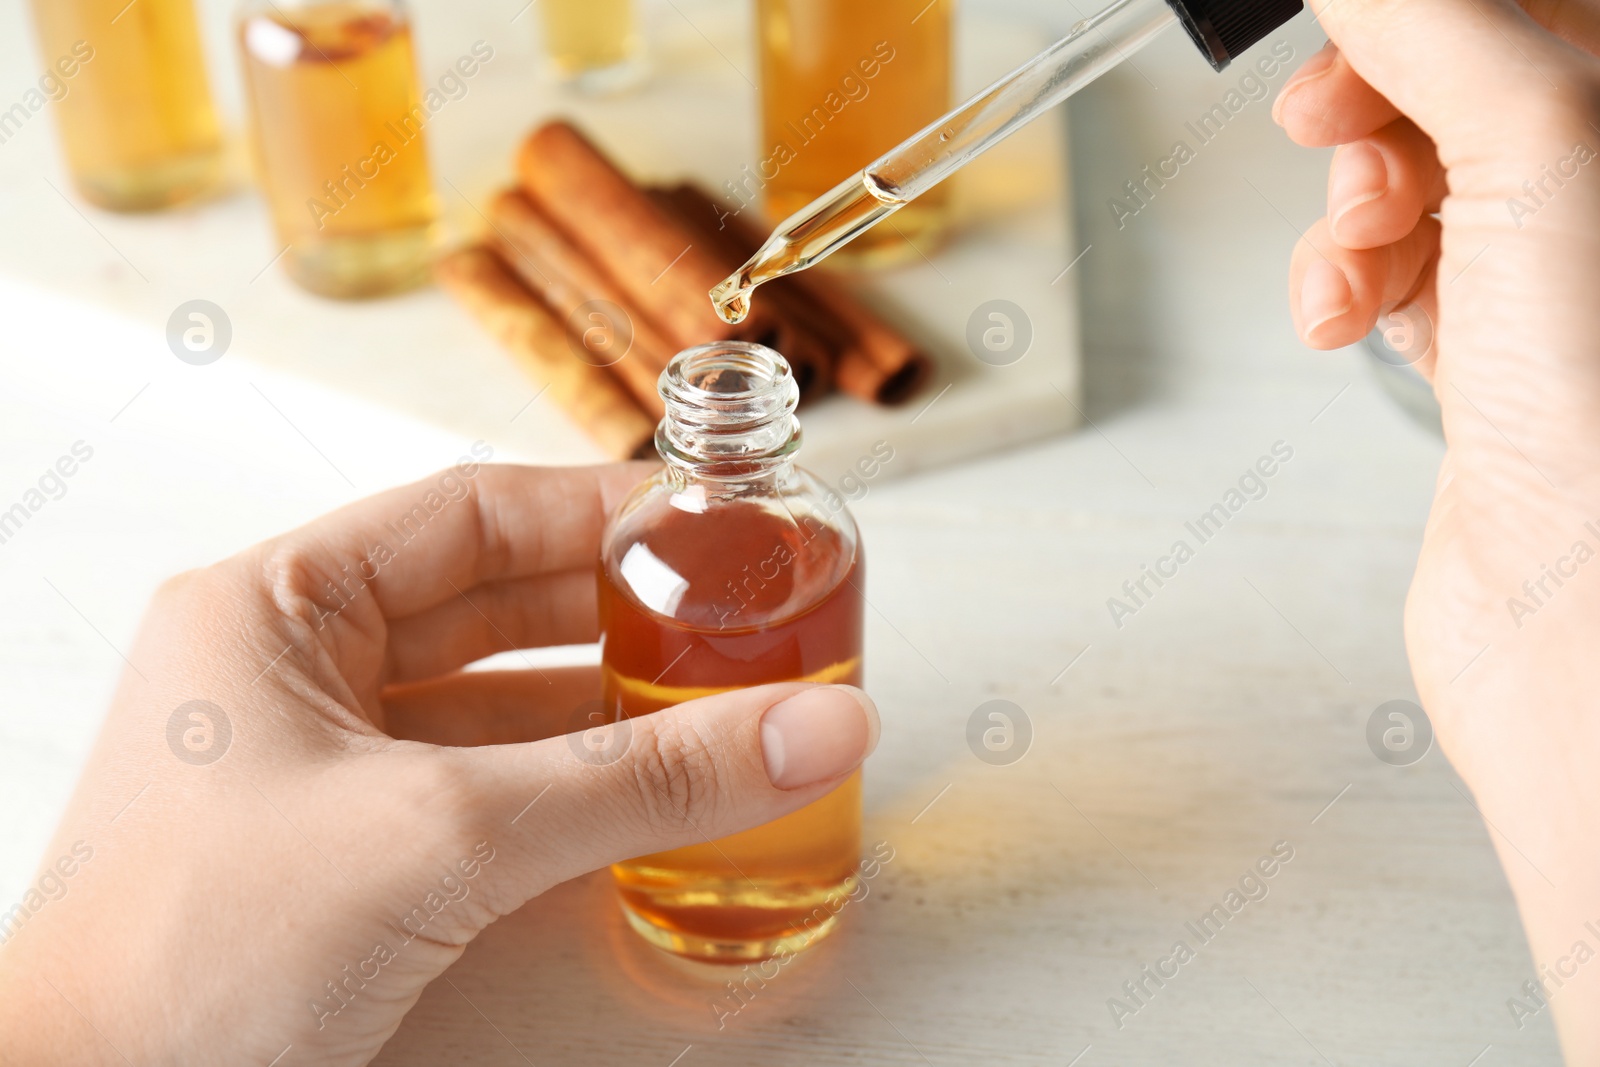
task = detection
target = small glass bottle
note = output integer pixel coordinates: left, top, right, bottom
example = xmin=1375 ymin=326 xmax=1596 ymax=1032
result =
xmin=537 ymin=0 xmax=647 ymax=95
xmin=755 ymin=0 xmax=952 ymax=265
xmin=28 ymin=0 xmax=224 ymax=211
xmin=237 ymin=0 xmax=438 ymax=298
xmin=599 ymin=342 xmax=864 ymax=963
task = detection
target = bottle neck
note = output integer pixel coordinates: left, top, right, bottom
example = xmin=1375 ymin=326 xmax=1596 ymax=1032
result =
xmin=655 ymin=342 xmax=801 ymax=486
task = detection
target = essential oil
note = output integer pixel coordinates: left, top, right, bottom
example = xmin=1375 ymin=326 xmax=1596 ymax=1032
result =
xmin=238 ymin=1 xmax=438 ymax=297
xmin=598 ymin=342 xmax=865 ymax=962
xmin=538 ymin=0 xmax=645 ymax=93
xmin=29 ymin=0 xmax=223 ymax=211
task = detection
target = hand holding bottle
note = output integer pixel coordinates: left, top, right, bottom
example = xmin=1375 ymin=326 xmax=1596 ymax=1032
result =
xmin=1277 ymin=0 xmax=1600 ymax=1053
xmin=0 ymin=463 xmax=878 ymax=1065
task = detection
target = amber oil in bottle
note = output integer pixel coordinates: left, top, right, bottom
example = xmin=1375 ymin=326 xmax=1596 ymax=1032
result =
xmin=238 ymin=1 xmax=439 ymax=297
xmin=538 ymin=0 xmax=646 ymax=94
xmin=28 ymin=0 xmax=224 ymax=211
xmin=599 ymin=341 xmax=865 ymax=963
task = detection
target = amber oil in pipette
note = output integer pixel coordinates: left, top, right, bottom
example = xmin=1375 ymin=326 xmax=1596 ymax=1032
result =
xmin=710 ymin=175 xmax=904 ymax=324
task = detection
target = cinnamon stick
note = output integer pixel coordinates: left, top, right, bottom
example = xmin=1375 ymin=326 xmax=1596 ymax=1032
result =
xmin=658 ymin=183 xmax=933 ymax=407
xmin=436 ymin=245 xmax=656 ymax=460
xmin=487 ymin=188 xmax=668 ymax=418
xmin=514 ymin=122 xmax=834 ymax=398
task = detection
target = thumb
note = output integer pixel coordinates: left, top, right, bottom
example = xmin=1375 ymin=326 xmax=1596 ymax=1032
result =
xmin=1313 ymin=0 xmax=1593 ymax=154
xmin=454 ymin=681 xmax=879 ymax=903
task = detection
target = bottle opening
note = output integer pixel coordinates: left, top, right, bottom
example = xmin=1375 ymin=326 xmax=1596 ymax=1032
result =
xmin=664 ymin=342 xmax=789 ymax=400
xmin=656 ymin=342 xmax=801 ymax=475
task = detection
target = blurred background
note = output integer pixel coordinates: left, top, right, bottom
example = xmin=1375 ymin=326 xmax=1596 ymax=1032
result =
xmin=0 ymin=1 xmax=1543 ymax=1064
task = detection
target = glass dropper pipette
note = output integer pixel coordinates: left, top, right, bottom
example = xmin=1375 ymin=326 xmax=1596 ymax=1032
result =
xmin=710 ymin=0 xmax=1303 ymax=323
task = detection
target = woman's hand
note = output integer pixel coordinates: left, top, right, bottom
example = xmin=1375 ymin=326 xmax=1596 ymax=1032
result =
xmin=0 ymin=461 xmax=878 ymax=1066
xmin=1278 ymin=0 xmax=1600 ymax=1053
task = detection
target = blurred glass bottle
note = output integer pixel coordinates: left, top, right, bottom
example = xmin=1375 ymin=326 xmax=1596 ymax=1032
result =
xmin=538 ymin=0 xmax=646 ymax=95
xmin=755 ymin=0 xmax=952 ymax=265
xmin=28 ymin=0 xmax=224 ymax=211
xmin=237 ymin=0 xmax=438 ymax=298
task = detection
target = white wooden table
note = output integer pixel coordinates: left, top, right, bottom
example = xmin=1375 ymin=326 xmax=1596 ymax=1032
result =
xmin=0 ymin=1 xmax=1558 ymax=1064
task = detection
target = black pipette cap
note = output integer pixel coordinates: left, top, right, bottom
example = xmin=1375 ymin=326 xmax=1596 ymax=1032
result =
xmin=1164 ymin=0 xmax=1303 ymax=70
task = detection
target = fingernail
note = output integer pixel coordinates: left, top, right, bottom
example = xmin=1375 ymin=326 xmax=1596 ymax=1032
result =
xmin=1272 ymin=45 xmax=1337 ymax=126
xmin=761 ymin=685 xmax=880 ymax=790
xmin=1300 ymin=259 xmax=1353 ymax=337
xmin=1329 ymin=140 xmax=1389 ymax=234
